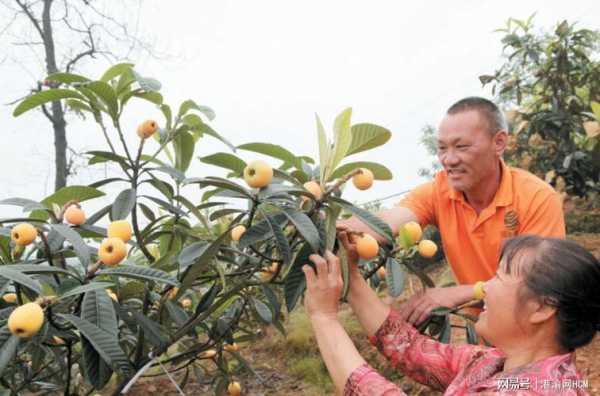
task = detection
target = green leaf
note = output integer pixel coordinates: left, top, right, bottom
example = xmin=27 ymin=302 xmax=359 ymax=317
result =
xmin=51 ymin=224 xmax=91 ymax=269
xmin=133 ymin=91 xmax=163 ymax=105
xmin=261 ymin=210 xmax=291 ymax=266
xmin=466 ymin=322 xmax=479 ymax=344
xmin=329 ymin=107 xmax=353 ymax=174
xmin=66 ymin=99 xmax=93 ymax=114
xmin=346 ymin=123 xmax=392 ymax=156
xmin=183 ymin=114 xmax=235 ymax=151
xmin=31 ymin=186 xmax=105 ymax=221
xmin=78 ymin=297 xmax=114 ymax=390
xmin=154 ymin=166 xmax=185 ymax=183
xmin=132 ymin=312 xmax=169 ymax=348
xmin=237 ymin=143 xmax=300 ymax=169
xmin=0 ymin=197 xmax=46 ymax=212
xmin=101 ymin=63 xmax=134 ymax=82
xmin=199 ymin=153 xmax=247 ymax=176
xmin=252 ymin=298 xmax=273 ymax=323
xmin=60 ymin=314 xmax=131 ymax=376
xmin=46 ymin=72 xmax=90 ymax=84
xmin=97 ymin=265 xmax=178 ymax=286
xmin=164 ymin=300 xmax=189 ymax=326
xmin=329 ymin=197 xmax=393 ymax=243
xmin=261 ymin=284 xmax=281 ymax=318
xmin=316 ymin=114 xmax=330 ymax=183
xmin=284 ymin=243 xmax=312 ymax=312
xmin=58 ymin=282 xmax=114 ymax=301
xmin=195 ymin=282 xmax=221 ymax=314
xmin=161 ymin=104 xmax=173 ymax=130
xmin=86 ymin=204 xmax=112 ymax=225
xmin=140 ymin=195 xmax=187 ymax=217
xmin=111 ymin=189 xmax=136 ymax=221
xmin=178 ymin=241 xmax=209 ymax=268
xmin=173 ymin=130 xmax=195 ymax=172
xmin=2 ymin=264 xmax=78 ymax=279
xmin=178 ymin=99 xmax=215 ymax=120
xmin=238 ymin=213 xmax=288 ymax=249
xmin=430 ymin=306 xmax=453 ymax=316
xmin=0 ymin=267 xmax=42 ymax=295
xmin=209 ymin=208 xmax=245 ymax=221
xmin=87 ymin=151 xmax=131 ymax=168
xmin=174 ymin=196 xmax=210 ymax=226
xmin=179 ymin=231 xmax=229 ymax=293
xmin=0 ymin=329 xmax=19 ymax=377
xmin=385 ymin=258 xmax=405 ymax=298
xmin=330 ymin=161 xmax=392 ymax=181
xmin=439 ymin=316 xmax=452 ymax=344
xmin=183 ymin=177 xmax=252 ymax=199
xmin=278 ymin=207 xmax=320 ymax=253
xmin=592 ymin=101 xmax=600 ymax=120
xmin=133 ymin=71 xmax=162 ymax=91
xmin=13 ymin=89 xmax=85 ymax=117
xmin=86 ymin=81 xmax=118 ymax=117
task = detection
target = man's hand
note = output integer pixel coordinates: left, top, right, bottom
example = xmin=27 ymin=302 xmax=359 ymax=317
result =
xmin=398 ymin=286 xmax=471 ymax=325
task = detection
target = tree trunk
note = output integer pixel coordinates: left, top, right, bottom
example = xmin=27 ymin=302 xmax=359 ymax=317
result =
xmin=41 ymin=0 xmax=68 ymax=191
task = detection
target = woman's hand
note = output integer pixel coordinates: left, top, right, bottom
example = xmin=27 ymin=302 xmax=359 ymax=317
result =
xmin=303 ymin=251 xmax=344 ymax=321
xmin=337 ymin=231 xmax=360 ymax=278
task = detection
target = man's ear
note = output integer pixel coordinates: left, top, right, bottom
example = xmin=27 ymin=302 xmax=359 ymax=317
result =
xmin=493 ymin=130 xmax=508 ymax=157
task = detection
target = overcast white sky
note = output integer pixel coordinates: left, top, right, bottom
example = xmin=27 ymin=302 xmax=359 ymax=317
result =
xmin=1 ymin=1 xmax=599 ymax=219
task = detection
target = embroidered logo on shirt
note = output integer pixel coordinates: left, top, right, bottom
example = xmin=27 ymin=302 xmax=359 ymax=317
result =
xmin=504 ymin=210 xmax=519 ymax=237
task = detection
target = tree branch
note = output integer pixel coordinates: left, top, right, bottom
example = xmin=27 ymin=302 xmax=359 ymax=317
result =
xmin=14 ymin=0 xmax=44 ymax=40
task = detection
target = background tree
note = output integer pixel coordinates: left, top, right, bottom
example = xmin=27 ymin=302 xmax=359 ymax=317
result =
xmin=0 ymin=0 xmax=156 ymax=191
xmin=480 ymin=16 xmax=600 ymax=199
xmin=417 ymin=125 xmax=441 ymax=179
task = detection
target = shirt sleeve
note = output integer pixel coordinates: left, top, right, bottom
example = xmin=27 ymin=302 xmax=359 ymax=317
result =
xmin=367 ymin=309 xmax=487 ymax=392
xmin=398 ymin=181 xmax=436 ymax=227
xmin=519 ymin=190 xmax=566 ymax=238
xmin=344 ymin=364 xmax=406 ymax=396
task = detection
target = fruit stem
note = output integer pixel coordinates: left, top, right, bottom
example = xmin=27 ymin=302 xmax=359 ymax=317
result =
xmin=94 ymin=112 xmax=133 ymax=181
xmin=85 ymin=260 xmax=102 ymax=280
xmin=322 ymin=168 xmax=363 ymax=198
xmin=64 ymin=342 xmax=73 ymax=396
xmin=39 ymin=231 xmax=63 ymax=285
xmin=139 ymin=117 xmax=182 ymax=168
xmin=114 ymin=121 xmax=136 ymax=168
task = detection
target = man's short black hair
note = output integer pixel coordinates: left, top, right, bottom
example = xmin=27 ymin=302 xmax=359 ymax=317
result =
xmin=446 ymin=97 xmax=507 ymax=134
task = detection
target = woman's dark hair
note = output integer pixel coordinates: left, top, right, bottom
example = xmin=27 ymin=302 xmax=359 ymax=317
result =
xmin=500 ymin=235 xmax=600 ymax=351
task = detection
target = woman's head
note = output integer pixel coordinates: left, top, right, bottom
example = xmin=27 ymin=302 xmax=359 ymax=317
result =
xmin=475 ymin=235 xmax=600 ymax=352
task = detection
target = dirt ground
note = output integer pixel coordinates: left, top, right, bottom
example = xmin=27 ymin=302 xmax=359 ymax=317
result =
xmin=123 ymin=233 xmax=600 ymax=396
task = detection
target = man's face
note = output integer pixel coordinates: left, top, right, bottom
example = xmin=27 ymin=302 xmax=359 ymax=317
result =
xmin=437 ymin=110 xmax=505 ymax=193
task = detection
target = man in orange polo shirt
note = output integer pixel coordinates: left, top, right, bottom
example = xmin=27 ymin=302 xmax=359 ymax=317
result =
xmin=338 ymin=97 xmax=565 ymax=325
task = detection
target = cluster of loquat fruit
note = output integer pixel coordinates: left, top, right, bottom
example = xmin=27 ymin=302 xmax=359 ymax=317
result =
xmin=3 ymin=200 xmax=138 ymax=339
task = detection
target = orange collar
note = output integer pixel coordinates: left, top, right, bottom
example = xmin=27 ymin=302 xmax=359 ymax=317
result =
xmin=448 ymin=160 xmax=513 ymax=207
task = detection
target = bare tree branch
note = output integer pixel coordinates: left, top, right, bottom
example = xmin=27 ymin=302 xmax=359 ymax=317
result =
xmin=14 ymin=0 xmax=44 ymax=40
xmin=11 ymin=40 xmax=43 ymax=45
xmin=64 ymin=24 xmax=95 ymax=72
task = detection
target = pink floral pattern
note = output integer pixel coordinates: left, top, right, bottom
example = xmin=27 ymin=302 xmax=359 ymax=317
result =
xmin=344 ymin=309 xmax=589 ymax=395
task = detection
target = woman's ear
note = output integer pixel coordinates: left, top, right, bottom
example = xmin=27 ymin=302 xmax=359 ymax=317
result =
xmin=528 ymin=299 xmax=557 ymax=325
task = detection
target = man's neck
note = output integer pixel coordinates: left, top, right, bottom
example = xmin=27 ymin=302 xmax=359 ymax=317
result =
xmin=464 ymin=161 xmax=502 ymax=214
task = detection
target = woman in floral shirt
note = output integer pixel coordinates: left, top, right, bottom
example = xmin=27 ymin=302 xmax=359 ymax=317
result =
xmin=302 ymin=235 xmax=599 ymax=395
